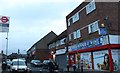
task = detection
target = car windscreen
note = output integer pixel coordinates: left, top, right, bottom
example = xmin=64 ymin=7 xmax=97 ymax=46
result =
xmin=12 ymin=61 xmax=26 ymax=66
xmin=33 ymin=60 xmax=40 ymax=63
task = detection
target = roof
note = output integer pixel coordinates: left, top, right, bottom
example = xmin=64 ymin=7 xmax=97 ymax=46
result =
xmin=48 ymin=30 xmax=67 ymax=45
xmin=27 ymin=31 xmax=57 ymax=52
xmin=66 ymin=2 xmax=89 ymax=19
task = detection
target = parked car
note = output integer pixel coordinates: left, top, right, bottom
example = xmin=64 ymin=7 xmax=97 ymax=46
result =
xmin=19 ymin=58 xmax=27 ymax=64
xmin=30 ymin=60 xmax=42 ymax=67
xmin=42 ymin=60 xmax=50 ymax=69
xmin=10 ymin=59 xmax=29 ymax=73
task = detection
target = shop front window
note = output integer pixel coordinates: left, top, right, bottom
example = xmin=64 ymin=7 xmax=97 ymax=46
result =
xmin=111 ymin=49 xmax=120 ymax=71
xmin=93 ymin=50 xmax=109 ymax=70
xmin=80 ymin=52 xmax=92 ymax=69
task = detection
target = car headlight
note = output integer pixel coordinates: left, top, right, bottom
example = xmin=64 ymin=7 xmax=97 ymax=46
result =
xmin=25 ymin=66 xmax=30 ymax=70
xmin=12 ymin=67 xmax=17 ymax=70
xmin=27 ymin=67 xmax=30 ymax=70
xmin=34 ymin=63 xmax=37 ymax=65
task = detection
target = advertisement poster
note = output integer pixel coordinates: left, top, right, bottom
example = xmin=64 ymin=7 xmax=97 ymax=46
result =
xmin=93 ymin=50 xmax=109 ymax=70
xmin=111 ymin=49 xmax=120 ymax=71
xmin=81 ymin=52 xmax=92 ymax=69
xmin=69 ymin=54 xmax=75 ymax=66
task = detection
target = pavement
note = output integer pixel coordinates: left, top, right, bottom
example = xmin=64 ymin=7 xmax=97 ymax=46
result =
xmin=0 ymin=62 xmax=2 ymax=73
xmin=63 ymin=71 xmax=119 ymax=73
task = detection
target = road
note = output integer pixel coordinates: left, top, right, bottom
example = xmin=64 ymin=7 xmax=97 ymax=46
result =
xmin=1 ymin=63 xmax=50 ymax=73
xmin=1 ymin=63 xmax=119 ymax=73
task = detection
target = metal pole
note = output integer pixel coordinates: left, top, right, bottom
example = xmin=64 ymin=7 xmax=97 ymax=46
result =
xmin=17 ymin=49 xmax=20 ymax=73
xmin=6 ymin=32 xmax=8 ymax=60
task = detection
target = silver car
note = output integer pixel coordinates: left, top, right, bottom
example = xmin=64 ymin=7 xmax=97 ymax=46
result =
xmin=10 ymin=59 xmax=29 ymax=73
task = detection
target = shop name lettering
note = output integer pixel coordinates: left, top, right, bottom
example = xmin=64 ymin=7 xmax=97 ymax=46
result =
xmin=69 ymin=37 xmax=102 ymax=51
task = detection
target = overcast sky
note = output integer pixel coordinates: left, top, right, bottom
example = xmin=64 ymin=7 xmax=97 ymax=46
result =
xmin=0 ymin=0 xmax=84 ymax=55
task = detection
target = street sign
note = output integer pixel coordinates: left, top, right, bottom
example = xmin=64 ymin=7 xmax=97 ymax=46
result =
xmin=98 ymin=28 xmax=107 ymax=36
xmin=1 ymin=16 xmax=9 ymax=23
xmin=0 ymin=16 xmax=10 ymax=32
xmin=0 ymin=16 xmax=10 ymax=24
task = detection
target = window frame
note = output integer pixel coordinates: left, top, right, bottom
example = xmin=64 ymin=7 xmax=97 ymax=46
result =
xmin=86 ymin=0 xmax=96 ymax=14
xmin=88 ymin=20 xmax=99 ymax=34
xmin=72 ymin=12 xmax=80 ymax=23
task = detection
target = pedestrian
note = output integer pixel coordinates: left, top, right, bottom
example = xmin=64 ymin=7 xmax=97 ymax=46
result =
xmin=73 ymin=64 xmax=76 ymax=72
xmin=48 ymin=59 xmax=54 ymax=73
xmin=67 ymin=64 xmax=69 ymax=72
xmin=81 ymin=60 xmax=83 ymax=72
xmin=2 ymin=61 xmax=7 ymax=71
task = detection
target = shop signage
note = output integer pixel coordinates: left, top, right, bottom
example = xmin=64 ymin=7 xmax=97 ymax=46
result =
xmin=55 ymin=48 xmax=66 ymax=55
xmin=98 ymin=28 xmax=107 ymax=35
xmin=68 ymin=36 xmax=108 ymax=52
xmin=78 ymin=37 xmax=102 ymax=49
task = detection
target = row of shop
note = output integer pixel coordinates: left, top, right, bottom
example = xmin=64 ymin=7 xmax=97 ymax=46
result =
xmin=68 ymin=35 xmax=120 ymax=71
xmin=69 ymin=48 xmax=120 ymax=71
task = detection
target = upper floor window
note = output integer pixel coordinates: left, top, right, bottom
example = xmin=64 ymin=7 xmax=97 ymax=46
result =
xmin=49 ymin=43 xmax=56 ymax=49
xmin=76 ymin=29 xmax=81 ymax=38
xmin=68 ymin=19 xmax=71 ymax=27
xmin=73 ymin=31 xmax=77 ymax=39
xmin=72 ymin=12 xmax=79 ymax=23
xmin=60 ymin=38 xmax=66 ymax=45
xmin=56 ymin=41 xmax=60 ymax=47
xmin=74 ymin=29 xmax=81 ymax=39
xmin=88 ymin=20 xmax=99 ymax=34
xmin=86 ymin=0 xmax=96 ymax=14
xmin=69 ymin=33 xmax=72 ymax=41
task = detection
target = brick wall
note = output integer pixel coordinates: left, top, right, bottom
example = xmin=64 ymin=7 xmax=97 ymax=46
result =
xmin=67 ymin=2 xmax=120 ymax=44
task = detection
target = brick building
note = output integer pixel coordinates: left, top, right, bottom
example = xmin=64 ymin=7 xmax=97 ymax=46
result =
xmin=48 ymin=30 xmax=67 ymax=70
xmin=66 ymin=0 xmax=120 ymax=72
xmin=27 ymin=31 xmax=57 ymax=61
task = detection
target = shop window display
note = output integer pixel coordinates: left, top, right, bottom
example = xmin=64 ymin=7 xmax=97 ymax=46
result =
xmin=93 ymin=50 xmax=109 ymax=70
xmin=111 ymin=49 xmax=120 ymax=71
xmin=80 ymin=52 xmax=92 ymax=69
xmin=69 ymin=55 xmax=75 ymax=66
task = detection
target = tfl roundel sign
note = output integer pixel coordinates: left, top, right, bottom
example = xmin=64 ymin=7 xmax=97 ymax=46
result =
xmin=0 ymin=16 xmax=10 ymax=24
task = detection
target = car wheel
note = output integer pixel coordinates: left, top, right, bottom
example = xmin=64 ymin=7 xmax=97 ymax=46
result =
xmin=24 ymin=70 xmax=28 ymax=73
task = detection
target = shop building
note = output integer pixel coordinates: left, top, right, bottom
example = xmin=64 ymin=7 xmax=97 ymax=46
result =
xmin=66 ymin=0 xmax=120 ymax=72
xmin=48 ymin=30 xmax=67 ymax=70
xmin=27 ymin=31 xmax=57 ymax=61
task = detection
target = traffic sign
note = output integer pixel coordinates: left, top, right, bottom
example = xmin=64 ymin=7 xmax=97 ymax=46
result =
xmin=0 ymin=15 xmax=10 ymax=32
xmin=0 ymin=16 xmax=9 ymax=24
xmin=1 ymin=16 xmax=9 ymax=23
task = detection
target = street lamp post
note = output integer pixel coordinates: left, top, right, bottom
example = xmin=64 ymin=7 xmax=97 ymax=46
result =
xmin=6 ymin=32 xmax=8 ymax=60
